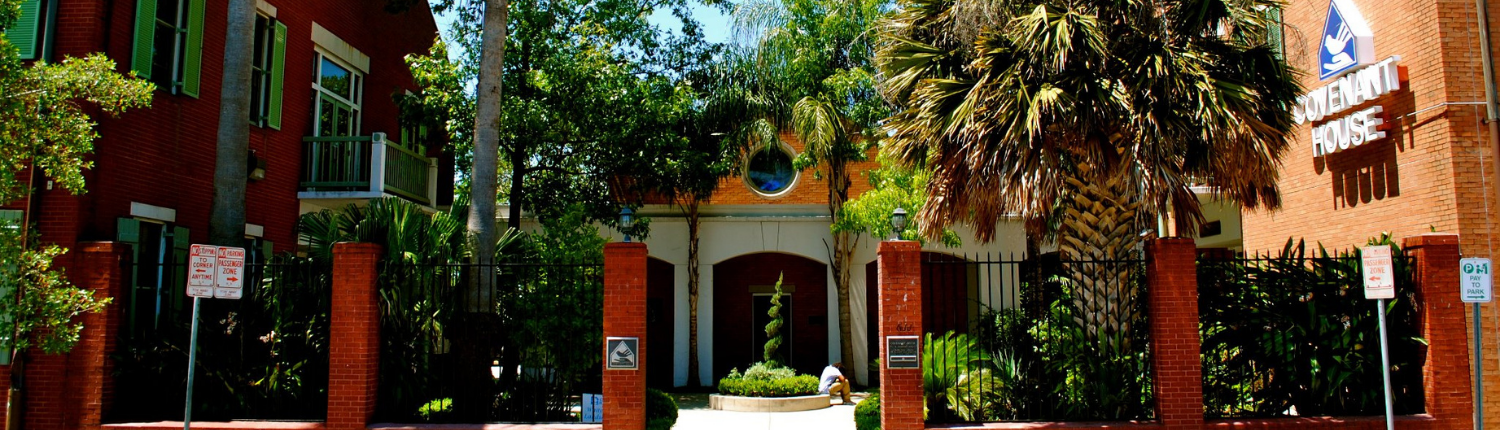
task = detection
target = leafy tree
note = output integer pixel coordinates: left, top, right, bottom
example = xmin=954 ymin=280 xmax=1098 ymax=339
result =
xmin=729 ymin=0 xmax=890 ymax=378
xmin=0 ymin=0 xmax=153 ymax=425
xmin=834 ymin=152 xmax=959 ymax=246
xmin=875 ymin=0 xmax=1300 ymax=341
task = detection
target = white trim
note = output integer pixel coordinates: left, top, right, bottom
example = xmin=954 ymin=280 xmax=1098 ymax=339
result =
xmin=256 ymin=0 xmax=277 ymax=17
xmin=310 ymin=22 xmax=370 ymax=73
xmin=245 ymin=223 xmax=265 ymax=237
xmin=129 ymin=202 xmax=177 ymax=223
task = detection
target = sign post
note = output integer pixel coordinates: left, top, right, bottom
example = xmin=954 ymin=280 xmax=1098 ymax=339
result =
xmin=1361 ymin=245 xmax=1395 ymax=430
xmin=182 ymin=244 xmax=245 ymax=430
xmin=1462 ymin=257 xmax=1492 ymax=430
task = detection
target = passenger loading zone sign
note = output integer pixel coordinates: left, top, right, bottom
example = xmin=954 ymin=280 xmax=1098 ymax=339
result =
xmin=1361 ymin=245 xmax=1395 ymax=299
xmin=185 ymin=244 xmax=246 ymax=299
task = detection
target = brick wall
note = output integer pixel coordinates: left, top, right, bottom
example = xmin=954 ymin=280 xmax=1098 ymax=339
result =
xmin=327 ymin=243 xmax=380 ymax=430
xmin=604 ymin=243 xmax=648 ymax=430
xmin=703 ymin=132 xmax=881 ymax=206
xmin=877 ymin=240 xmax=922 ymax=430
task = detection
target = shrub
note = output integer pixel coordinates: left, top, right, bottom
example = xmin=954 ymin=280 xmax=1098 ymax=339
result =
xmin=717 ymin=362 xmax=819 ymax=397
xmin=646 ymin=388 xmax=678 ymax=430
xmin=854 ymin=393 xmax=881 ymax=430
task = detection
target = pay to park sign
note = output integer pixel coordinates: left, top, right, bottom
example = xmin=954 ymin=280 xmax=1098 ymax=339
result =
xmin=1462 ymin=258 xmax=1493 ymax=303
xmin=186 ymin=244 xmax=246 ymax=300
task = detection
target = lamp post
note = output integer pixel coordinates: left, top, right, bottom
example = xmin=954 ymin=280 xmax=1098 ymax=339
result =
xmin=620 ymin=207 xmax=635 ymax=243
xmin=890 ymin=207 xmax=908 ymax=240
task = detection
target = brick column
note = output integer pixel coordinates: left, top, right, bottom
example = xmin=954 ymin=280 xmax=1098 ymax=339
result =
xmin=1404 ymin=234 xmax=1473 ymax=430
xmin=1145 ymin=238 xmax=1203 ymax=429
xmin=877 ymin=241 xmax=922 ymax=430
xmin=18 ymin=242 xmax=126 ymax=430
xmin=604 ymin=242 xmax=647 ymax=430
xmin=328 ymin=243 xmax=381 ymax=430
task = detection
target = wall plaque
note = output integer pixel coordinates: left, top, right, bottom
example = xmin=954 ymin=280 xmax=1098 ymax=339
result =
xmin=605 ymin=337 xmax=639 ymax=370
xmin=886 ymin=335 xmax=919 ymax=369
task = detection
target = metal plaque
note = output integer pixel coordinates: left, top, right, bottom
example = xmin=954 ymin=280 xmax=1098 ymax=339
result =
xmin=606 ymin=337 xmax=639 ymax=370
xmin=886 ymin=335 xmax=919 ymax=369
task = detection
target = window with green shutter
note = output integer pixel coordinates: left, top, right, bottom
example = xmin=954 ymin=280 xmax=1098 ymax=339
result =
xmin=250 ymin=15 xmax=287 ymax=129
xmin=1266 ymin=6 xmax=1285 ymax=59
xmin=132 ymin=0 xmax=204 ymax=97
xmin=3 ymin=0 xmax=45 ymax=60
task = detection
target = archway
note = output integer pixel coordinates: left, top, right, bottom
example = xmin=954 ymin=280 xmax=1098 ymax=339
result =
xmin=713 ymin=253 xmax=828 ymax=379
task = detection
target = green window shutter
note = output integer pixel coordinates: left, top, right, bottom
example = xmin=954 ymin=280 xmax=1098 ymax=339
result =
xmin=1267 ymin=7 xmax=1284 ymax=60
xmin=117 ymin=218 xmax=141 ymax=244
xmin=260 ymin=240 xmax=274 ymax=263
xmin=180 ymin=0 xmax=206 ymax=97
xmin=171 ymin=226 xmax=190 ymax=303
xmin=131 ymin=0 xmax=156 ymax=79
xmin=4 ymin=0 xmax=43 ymax=60
xmin=267 ymin=20 xmax=287 ymax=130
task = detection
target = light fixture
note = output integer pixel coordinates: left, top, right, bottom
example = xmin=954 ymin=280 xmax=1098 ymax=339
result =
xmin=890 ymin=207 xmax=908 ymax=240
xmin=248 ymin=150 xmax=267 ymax=182
xmin=620 ymin=207 xmax=635 ymax=243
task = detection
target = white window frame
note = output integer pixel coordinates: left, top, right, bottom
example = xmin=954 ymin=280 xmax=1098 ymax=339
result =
xmin=311 ymin=48 xmax=363 ymax=137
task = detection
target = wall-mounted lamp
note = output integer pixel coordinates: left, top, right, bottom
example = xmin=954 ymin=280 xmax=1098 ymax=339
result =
xmin=890 ymin=207 xmax=908 ymax=240
xmin=620 ymin=207 xmax=635 ymax=243
xmin=248 ymin=150 xmax=267 ymax=182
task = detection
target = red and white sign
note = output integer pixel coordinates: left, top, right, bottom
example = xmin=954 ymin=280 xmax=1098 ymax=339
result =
xmin=186 ymin=245 xmax=218 ymax=298
xmin=215 ymin=246 xmax=246 ymax=299
xmin=1362 ymin=245 xmax=1395 ymax=300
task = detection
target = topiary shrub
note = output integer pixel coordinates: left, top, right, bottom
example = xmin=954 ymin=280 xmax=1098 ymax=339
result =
xmin=854 ymin=393 xmax=881 ymax=430
xmin=717 ymin=362 xmax=820 ymax=397
xmin=646 ymin=388 xmax=678 ymax=430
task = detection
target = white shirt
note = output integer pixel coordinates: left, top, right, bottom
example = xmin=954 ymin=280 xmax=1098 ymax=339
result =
xmin=819 ymin=365 xmax=843 ymax=393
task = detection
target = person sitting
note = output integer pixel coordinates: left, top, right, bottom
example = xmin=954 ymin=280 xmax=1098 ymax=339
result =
xmin=819 ymin=362 xmax=852 ymax=404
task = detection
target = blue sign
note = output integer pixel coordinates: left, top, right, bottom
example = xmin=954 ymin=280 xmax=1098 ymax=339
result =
xmin=1319 ymin=0 xmax=1375 ymax=80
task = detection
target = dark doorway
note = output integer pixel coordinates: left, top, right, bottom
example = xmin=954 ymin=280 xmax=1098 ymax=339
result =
xmin=646 ymin=258 xmax=675 ymax=388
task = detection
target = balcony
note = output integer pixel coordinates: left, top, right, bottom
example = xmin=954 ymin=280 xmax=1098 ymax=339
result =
xmin=298 ymin=132 xmax=439 ymax=210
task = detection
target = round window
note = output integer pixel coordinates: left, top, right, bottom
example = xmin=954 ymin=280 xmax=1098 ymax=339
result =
xmin=746 ymin=145 xmax=797 ymax=195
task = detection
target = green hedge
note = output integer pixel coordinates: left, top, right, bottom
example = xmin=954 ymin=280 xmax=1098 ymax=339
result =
xmin=646 ymin=388 xmax=678 ymax=430
xmin=717 ymin=374 xmax=819 ymax=397
xmin=854 ymin=393 xmax=880 ymax=430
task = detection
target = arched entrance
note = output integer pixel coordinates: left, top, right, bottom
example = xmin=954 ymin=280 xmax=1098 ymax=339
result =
xmin=647 ymin=257 xmax=675 ymax=388
xmin=713 ymin=253 xmax=828 ymax=379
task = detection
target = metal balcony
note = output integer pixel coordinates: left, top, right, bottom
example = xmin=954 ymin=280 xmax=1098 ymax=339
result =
xmin=298 ymin=132 xmax=438 ymax=208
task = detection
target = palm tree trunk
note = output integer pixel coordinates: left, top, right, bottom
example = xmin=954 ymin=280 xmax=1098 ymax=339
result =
xmin=1056 ymin=165 xmax=1143 ymax=352
xmin=827 ymin=161 xmax=857 ymax=382
xmin=208 ymin=0 xmax=256 ymax=247
xmin=686 ymin=201 xmax=702 ymax=386
xmin=458 ymin=0 xmax=509 ymax=420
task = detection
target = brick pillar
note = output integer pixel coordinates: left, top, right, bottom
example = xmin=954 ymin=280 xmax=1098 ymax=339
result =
xmin=1145 ymin=238 xmax=1203 ymax=429
xmin=19 ymin=242 xmax=125 ymax=430
xmin=328 ymin=243 xmax=381 ymax=430
xmin=1404 ymin=234 xmax=1473 ymax=430
xmin=877 ymin=241 xmax=922 ymax=430
xmin=604 ymin=242 xmax=647 ymax=430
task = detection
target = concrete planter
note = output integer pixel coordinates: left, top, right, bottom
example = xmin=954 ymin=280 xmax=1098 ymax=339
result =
xmin=709 ymin=394 xmax=831 ymax=412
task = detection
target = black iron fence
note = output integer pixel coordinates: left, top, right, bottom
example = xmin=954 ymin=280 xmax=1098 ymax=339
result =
xmin=375 ymin=258 xmax=604 ymax=423
xmin=111 ymin=257 xmax=333 ymax=422
xmin=1198 ymin=248 xmax=1425 ymax=419
xmin=920 ymin=252 xmax=1153 ymax=423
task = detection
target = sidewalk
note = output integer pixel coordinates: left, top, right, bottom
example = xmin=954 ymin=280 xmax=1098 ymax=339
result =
xmin=668 ymin=392 xmax=868 ymax=430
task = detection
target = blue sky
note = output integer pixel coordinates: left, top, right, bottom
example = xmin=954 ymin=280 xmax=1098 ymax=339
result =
xmin=431 ymin=2 xmax=734 ymax=61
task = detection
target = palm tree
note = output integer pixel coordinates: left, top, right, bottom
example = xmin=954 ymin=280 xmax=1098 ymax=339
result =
xmin=208 ymin=0 xmax=256 ymax=246
xmin=876 ymin=0 xmax=1301 ymax=340
xmin=731 ymin=0 xmax=889 ymax=380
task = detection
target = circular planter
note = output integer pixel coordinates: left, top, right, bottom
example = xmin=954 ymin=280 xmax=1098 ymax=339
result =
xmin=709 ymin=394 xmax=831 ymax=412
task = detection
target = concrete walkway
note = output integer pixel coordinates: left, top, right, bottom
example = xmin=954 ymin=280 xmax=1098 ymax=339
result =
xmin=668 ymin=392 xmax=868 ymax=430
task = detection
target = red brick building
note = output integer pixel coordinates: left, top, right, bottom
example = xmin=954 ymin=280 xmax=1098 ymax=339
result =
xmin=3 ymin=0 xmax=443 ymax=338
xmin=1238 ymin=0 xmax=1500 ymax=425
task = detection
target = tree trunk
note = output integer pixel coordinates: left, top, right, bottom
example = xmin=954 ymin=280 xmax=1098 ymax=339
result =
xmin=685 ymin=201 xmax=701 ymax=386
xmin=457 ymin=0 xmax=509 ymax=420
xmin=208 ymin=0 xmax=256 ymax=247
xmin=826 ymin=161 xmax=857 ymax=383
